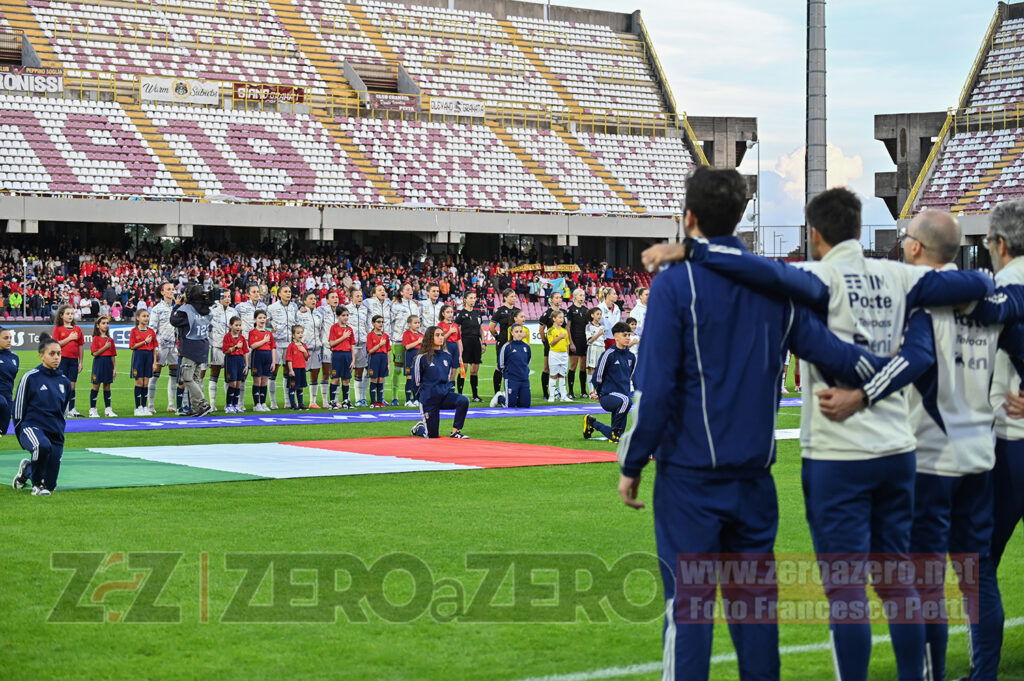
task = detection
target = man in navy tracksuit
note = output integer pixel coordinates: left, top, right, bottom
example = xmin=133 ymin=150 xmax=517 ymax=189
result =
xmin=0 ymin=326 xmax=19 ymax=437
xmin=12 ymin=335 xmax=72 ymax=495
xmin=584 ymin=322 xmax=635 ymax=442
xmin=618 ymin=168 xmax=893 ymax=681
xmin=497 ymin=324 xmax=532 ymax=408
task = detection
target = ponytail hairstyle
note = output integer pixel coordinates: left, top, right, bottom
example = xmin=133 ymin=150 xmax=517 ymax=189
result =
xmin=599 ymin=286 xmax=615 ymax=302
xmin=588 ymin=306 xmax=602 ymax=324
xmin=439 ymin=304 xmax=454 ymax=322
xmin=93 ymin=314 xmax=112 ymax=338
xmin=38 ymin=332 xmax=59 ymax=353
xmin=54 ymin=303 xmax=74 ymax=327
xmin=421 ymin=325 xmax=442 ymax=364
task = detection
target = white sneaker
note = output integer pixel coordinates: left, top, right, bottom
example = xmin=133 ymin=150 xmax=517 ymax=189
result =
xmin=67 ymin=409 xmax=83 ymax=418
xmin=548 ymin=396 xmax=556 ymax=403
xmin=133 ymin=407 xmax=144 ymax=416
xmin=105 ymin=408 xmax=117 ymax=417
xmin=489 ymin=393 xmax=501 ymax=408
xmin=146 ymin=407 xmax=156 ymax=416
xmin=31 ymin=486 xmax=51 ymax=496
xmin=561 ymin=395 xmax=574 ymax=403
xmin=88 ymin=408 xmax=100 ymax=418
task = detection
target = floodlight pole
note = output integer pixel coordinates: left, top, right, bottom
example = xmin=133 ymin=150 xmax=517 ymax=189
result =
xmin=806 ymin=0 xmax=827 ymax=260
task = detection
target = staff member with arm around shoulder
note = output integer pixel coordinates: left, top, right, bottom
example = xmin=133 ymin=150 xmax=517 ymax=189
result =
xmin=454 ymin=291 xmax=485 ymax=401
xmin=0 ymin=326 xmax=19 ymax=437
xmin=11 ymin=334 xmax=72 ymax=496
xmin=410 ymin=325 xmax=470 ymax=439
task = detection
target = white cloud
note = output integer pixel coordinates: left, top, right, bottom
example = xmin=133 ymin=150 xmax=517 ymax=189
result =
xmin=773 ymin=144 xmax=865 ymax=202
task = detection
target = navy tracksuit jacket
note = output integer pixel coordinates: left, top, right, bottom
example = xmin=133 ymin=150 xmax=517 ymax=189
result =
xmin=498 ymin=340 xmax=532 ymax=408
xmin=0 ymin=348 xmax=18 ymax=436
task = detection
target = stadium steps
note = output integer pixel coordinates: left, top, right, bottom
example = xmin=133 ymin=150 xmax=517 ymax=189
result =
xmin=344 ymin=4 xmax=403 ymax=65
xmin=550 ymin=124 xmax=644 ymax=213
xmin=116 ymin=95 xmax=203 ymax=199
xmin=313 ymin=109 xmax=403 ymax=204
xmin=1 ymin=2 xmax=60 ymax=68
xmin=265 ymin=0 xmax=357 ymax=101
xmin=485 ymin=120 xmax=580 ymax=211
xmin=495 ymin=21 xmax=583 ymax=115
xmin=952 ymin=138 xmax=1024 ymax=212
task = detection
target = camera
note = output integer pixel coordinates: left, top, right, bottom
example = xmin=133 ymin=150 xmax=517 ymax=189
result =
xmin=185 ymin=284 xmax=221 ymax=307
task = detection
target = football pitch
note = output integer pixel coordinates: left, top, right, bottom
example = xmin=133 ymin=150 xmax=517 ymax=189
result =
xmin=1 ymin=350 xmax=1022 ymax=680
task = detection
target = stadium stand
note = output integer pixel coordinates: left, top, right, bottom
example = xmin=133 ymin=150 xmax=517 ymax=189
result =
xmin=880 ymin=2 xmax=1024 ymax=223
xmin=576 ymin=131 xmax=693 ymax=212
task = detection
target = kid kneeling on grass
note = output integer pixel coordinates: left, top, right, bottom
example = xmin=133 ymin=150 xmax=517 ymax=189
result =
xmin=584 ymin=322 xmax=636 ymax=444
xmin=497 ymin=323 xmax=531 ymax=408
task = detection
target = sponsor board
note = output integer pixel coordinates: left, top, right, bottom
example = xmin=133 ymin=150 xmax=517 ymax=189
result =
xmin=4 ymin=325 xmax=134 ymax=350
xmin=0 ymin=65 xmax=63 ymax=94
xmin=429 ymin=97 xmax=486 ymax=117
xmin=366 ymin=92 xmax=419 ymax=113
xmin=140 ymin=76 xmax=220 ymax=104
xmin=232 ymin=82 xmax=305 ymax=104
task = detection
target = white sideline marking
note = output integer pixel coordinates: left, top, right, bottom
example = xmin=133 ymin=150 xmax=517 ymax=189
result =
xmin=508 ymin=617 xmax=1024 ymax=681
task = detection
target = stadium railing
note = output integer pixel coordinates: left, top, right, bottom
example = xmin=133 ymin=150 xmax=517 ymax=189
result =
xmin=900 ymin=109 xmax=953 ymax=219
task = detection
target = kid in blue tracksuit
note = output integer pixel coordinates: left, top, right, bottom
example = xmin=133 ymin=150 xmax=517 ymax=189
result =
xmin=0 ymin=326 xmax=19 ymax=437
xmin=498 ymin=324 xmax=532 ymax=408
xmin=12 ymin=334 xmax=72 ymax=496
xmin=410 ymin=325 xmax=470 ymax=439
xmin=584 ymin=322 xmax=635 ymax=443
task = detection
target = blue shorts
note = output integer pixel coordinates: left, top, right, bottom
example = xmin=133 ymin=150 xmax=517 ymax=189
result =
xmin=131 ymin=350 xmax=154 ymax=379
xmin=91 ymin=356 xmax=114 ymax=385
xmin=57 ymin=356 xmax=79 ymax=382
xmin=251 ymin=349 xmax=273 ymax=378
xmin=445 ymin=341 xmax=460 ymax=367
xmin=331 ymin=350 xmax=353 ymax=380
xmin=404 ymin=349 xmax=419 ymax=378
xmin=288 ymin=367 xmax=308 ymax=390
xmin=224 ymin=354 xmax=246 ymax=383
xmin=368 ymin=352 xmax=389 ymax=379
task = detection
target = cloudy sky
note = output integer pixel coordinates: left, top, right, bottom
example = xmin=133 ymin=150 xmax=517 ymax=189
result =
xmin=529 ymin=0 xmax=995 ymax=252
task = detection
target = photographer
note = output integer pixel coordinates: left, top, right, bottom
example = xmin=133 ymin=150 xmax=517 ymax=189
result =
xmin=170 ymin=284 xmax=215 ymax=417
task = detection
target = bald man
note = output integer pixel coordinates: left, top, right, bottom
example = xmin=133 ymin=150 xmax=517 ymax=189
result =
xmin=818 ymin=209 xmax=1024 ymax=681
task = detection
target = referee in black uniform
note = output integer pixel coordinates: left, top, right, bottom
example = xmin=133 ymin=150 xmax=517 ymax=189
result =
xmin=488 ymin=288 xmax=520 ymax=400
xmin=538 ymin=292 xmax=563 ymax=400
xmin=565 ymin=288 xmax=589 ymax=400
xmin=454 ymin=290 xmax=485 ymax=401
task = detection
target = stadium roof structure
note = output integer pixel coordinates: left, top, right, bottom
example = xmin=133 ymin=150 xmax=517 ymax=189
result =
xmin=0 ymin=0 xmax=756 ymax=245
xmin=876 ymin=0 xmax=1024 ymax=235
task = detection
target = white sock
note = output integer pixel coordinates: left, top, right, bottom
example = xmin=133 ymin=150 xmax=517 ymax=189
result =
xmin=558 ymin=377 xmax=566 ymax=396
xmin=548 ymin=378 xmax=557 ymax=396
xmin=268 ymin=378 xmax=277 ymax=406
xmin=320 ymin=382 xmax=329 ymax=403
xmin=167 ymin=375 xmax=175 ymax=408
xmin=147 ymin=376 xmax=158 ymax=403
xmin=209 ymin=381 xmax=218 ymax=408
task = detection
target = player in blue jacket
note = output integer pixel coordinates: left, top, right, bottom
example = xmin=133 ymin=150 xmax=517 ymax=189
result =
xmin=583 ymin=322 xmax=635 ymax=442
xmin=11 ymin=334 xmax=72 ymax=496
xmin=410 ymin=326 xmax=470 ymax=439
xmin=497 ymin=324 xmax=532 ymax=408
xmin=0 ymin=326 xmax=18 ymax=437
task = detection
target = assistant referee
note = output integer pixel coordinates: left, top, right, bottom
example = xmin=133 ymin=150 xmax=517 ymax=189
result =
xmin=454 ymin=291 xmax=485 ymax=402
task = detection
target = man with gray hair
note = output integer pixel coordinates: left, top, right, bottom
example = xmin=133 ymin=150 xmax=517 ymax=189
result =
xmin=985 ymin=199 xmax=1024 ymax=611
xmin=816 ymin=208 xmax=1024 ymax=681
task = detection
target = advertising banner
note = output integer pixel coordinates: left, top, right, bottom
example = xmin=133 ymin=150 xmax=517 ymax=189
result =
xmin=0 ymin=65 xmax=63 ymax=93
xmin=429 ymin=97 xmax=486 ymax=117
xmin=366 ymin=92 xmax=419 ymax=113
xmin=233 ymin=83 xmax=306 ymax=104
xmin=141 ymin=76 xmax=220 ymax=104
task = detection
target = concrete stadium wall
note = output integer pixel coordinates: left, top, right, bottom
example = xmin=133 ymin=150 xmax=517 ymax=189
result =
xmin=1 ymin=196 xmax=677 ymax=241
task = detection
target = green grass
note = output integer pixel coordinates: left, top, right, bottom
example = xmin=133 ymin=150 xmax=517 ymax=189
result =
xmin=1 ymin=360 xmax=1021 ymax=680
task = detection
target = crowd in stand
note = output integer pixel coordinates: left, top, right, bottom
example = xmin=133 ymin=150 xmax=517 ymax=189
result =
xmin=0 ymin=243 xmax=642 ymax=321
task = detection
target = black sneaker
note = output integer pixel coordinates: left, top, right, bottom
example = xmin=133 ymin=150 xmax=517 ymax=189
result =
xmin=471 ymin=396 xmax=483 ymax=403
xmin=194 ymin=403 xmax=214 ymax=417
xmin=12 ymin=458 xmax=29 ymax=489
xmin=449 ymin=431 xmax=469 ymax=439
xmin=583 ymin=415 xmax=595 ymax=439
